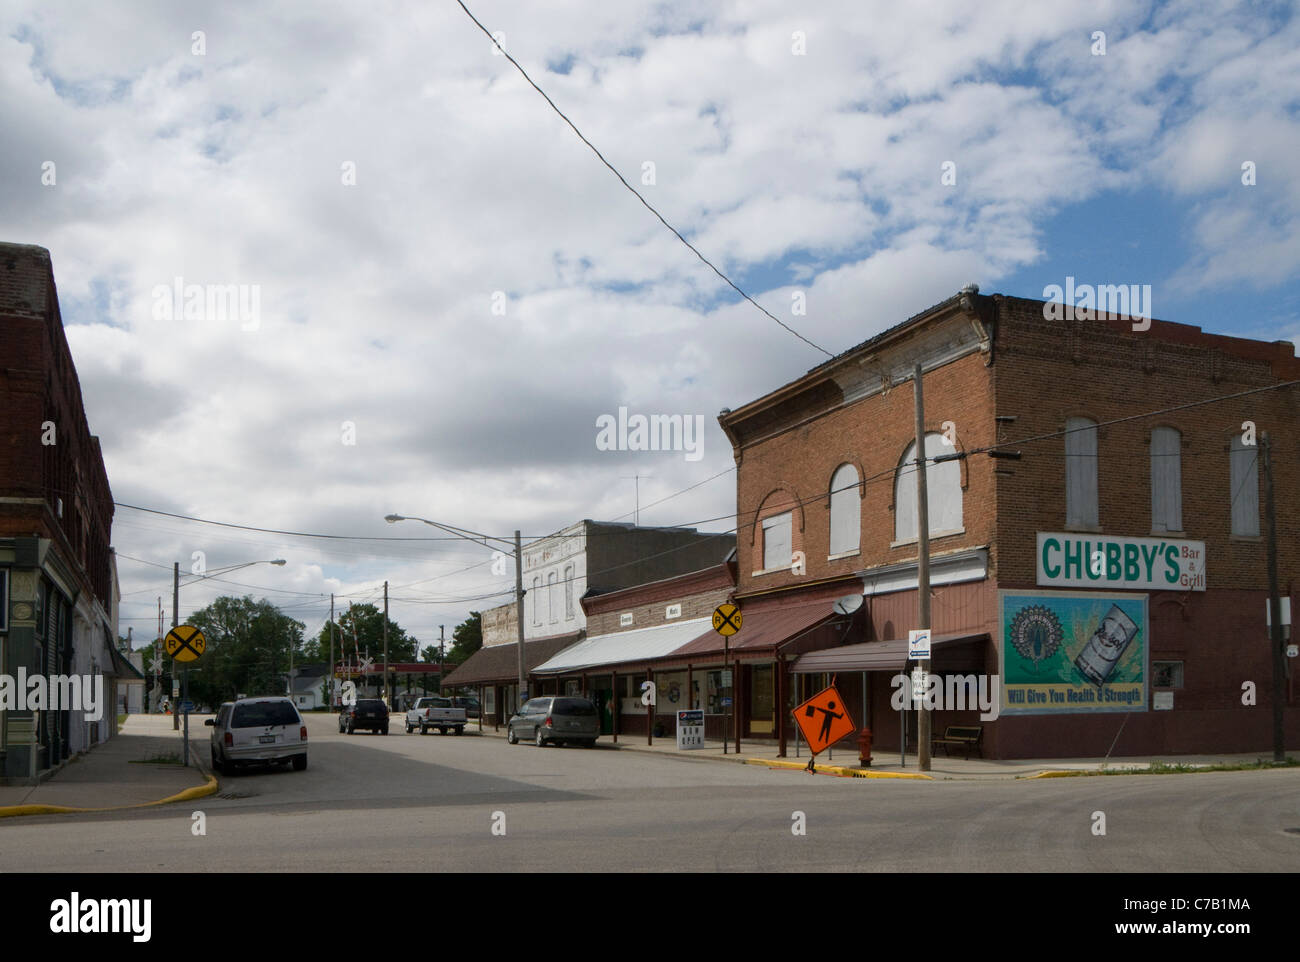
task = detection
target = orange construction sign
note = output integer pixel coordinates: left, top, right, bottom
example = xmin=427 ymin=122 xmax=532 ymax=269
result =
xmin=792 ymin=684 xmax=855 ymax=755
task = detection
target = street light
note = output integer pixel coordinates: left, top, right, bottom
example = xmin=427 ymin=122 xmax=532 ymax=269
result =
xmin=386 ymin=514 xmax=527 ymax=714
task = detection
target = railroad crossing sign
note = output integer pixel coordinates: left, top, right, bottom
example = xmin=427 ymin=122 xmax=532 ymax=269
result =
xmin=712 ymin=604 xmax=742 ymax=636
xmin=793 ymin=684 xmax=855 ymax=756
xmin=164 ymin=624 xmax=206 ymax=663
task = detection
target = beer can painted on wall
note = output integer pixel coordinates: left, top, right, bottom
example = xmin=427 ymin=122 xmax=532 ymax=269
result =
xmin=1074 ymin=604 xmax=1140 ymax=687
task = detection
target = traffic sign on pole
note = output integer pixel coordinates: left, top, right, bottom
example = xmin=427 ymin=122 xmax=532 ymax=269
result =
xmin=164 ymin=625 xmax=206 ymax=663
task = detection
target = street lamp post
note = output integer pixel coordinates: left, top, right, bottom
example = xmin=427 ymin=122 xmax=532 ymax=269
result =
xmin=386 ymin=514 xmax=527 ymax=712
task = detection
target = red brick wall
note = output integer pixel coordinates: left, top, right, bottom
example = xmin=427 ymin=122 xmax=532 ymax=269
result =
xmin=1 ymin=244 xmax=115 ymax=607
xmin=731 ymin=346 xmax=997 ymax=596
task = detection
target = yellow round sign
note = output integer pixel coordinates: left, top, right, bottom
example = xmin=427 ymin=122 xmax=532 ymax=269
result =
xmin=164 ymin=624 xmax=206 ymax=663
xmin=712 ymin=604 xmax=742 ymax=636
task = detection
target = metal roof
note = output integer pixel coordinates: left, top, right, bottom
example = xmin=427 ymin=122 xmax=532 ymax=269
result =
xmin=789 ymin=632 xmax=989 ymax=673
xmin=532 ymin=618 xmax=713 ymax=674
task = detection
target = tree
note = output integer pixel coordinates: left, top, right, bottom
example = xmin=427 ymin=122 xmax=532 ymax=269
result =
xmin=184 ymin=596 xmax=305 ymax=708
xmin=312 ymin=603 xmax=418 ymax=666
xmin=447 ymin=611 xmax=482 ymax=666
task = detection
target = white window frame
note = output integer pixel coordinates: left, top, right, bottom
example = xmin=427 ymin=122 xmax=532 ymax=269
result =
xmin=563 ymin=564 xmax=575 ymax=620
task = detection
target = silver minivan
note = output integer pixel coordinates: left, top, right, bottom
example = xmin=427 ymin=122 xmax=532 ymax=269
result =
xmin=507 ymin=696 xmax=599 ymax=748
xmin=207 ymin=696 xmax=308 ymax=772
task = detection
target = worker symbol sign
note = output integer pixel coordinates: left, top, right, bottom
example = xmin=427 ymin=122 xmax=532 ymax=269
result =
xmin=792 ymin=684 xmax=855 ymax=755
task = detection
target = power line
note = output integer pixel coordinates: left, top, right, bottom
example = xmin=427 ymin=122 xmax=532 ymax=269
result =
xmin=452 ymin=0 xmax=833 ymax=358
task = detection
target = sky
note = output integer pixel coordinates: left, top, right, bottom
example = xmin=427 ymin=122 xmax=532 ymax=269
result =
xmin=2 ymin=0 xmax=1297 ymax=652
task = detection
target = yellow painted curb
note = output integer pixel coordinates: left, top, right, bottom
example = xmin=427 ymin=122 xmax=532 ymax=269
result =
xmin=744 ymin=757 xmax=933 ymax=780
xmin=0 ymin=774 xmax=219 ymax=819
xmin=1025 ymin=770 xmax=1083 ymax=779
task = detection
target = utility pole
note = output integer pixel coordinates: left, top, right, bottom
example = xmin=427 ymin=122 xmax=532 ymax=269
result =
xmin=383 ymin=581 xmax=390 ymax=709
xmin=1262 ymin=433 xmax=1286 ymax=762
xmin=172 ymin=563 xmax=180 ymax=731
xmin=913 ymin=363 xmax=932 ymax=772
xmin=439 ymin=624 xmax=445 ymax=695
xmin=329 ymin=594 xmax=335 ymax=711
xmin=515 ymin=531 xmax=527 ymax=711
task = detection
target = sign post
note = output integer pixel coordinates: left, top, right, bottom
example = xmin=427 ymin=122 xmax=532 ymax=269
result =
xmin=164 ymin=625 xmax=206 ymax=768
xmin=712 ymin=604 xmax=742 ymax=755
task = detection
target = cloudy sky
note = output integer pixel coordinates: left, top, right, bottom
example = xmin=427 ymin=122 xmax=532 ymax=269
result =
xmin=3 ymin=0 xmax=1297 ymax=650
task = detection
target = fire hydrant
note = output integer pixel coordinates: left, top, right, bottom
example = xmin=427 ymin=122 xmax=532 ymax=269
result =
xmin=858 ymin=727 xmax=873 ymax=767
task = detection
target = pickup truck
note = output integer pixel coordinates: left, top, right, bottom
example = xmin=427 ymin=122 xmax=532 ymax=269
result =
xmin=405 ymin=696 xmax=468 ymax=735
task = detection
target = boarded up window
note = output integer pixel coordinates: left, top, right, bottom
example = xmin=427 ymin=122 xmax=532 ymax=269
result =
xmin=1065 ymin=417 xmax=1098 ymax=527
xmin=1230 ymin=436 xmax=1259 ymax=536
xmin=762 ymin=512 xmax=792 ymax=571
xmin=1150 ymin=427 xmax=1182 ymax=533
xmin=829 ymin=463 xmax=860 ymax=555
xmin=895 ymin=434 xmax=963 ymax=542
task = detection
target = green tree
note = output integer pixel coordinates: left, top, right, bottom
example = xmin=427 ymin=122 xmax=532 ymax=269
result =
xmin=185 ymin=596 xmax=305 ymax=708
xmin=446 ymin=611 xmax=482 ymax=666
xmin=312 ymin=603 xmax=418 ymax=666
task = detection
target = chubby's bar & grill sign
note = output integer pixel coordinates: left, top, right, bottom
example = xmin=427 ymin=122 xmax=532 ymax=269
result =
xmin=1037 ymin=532 xmax=1206 ymax=592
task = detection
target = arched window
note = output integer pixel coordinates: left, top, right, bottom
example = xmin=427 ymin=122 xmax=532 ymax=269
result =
xmin=531 ymin=576 xmax=541 ymax=626
xmin=547 ymin=572 xmax=558 ymax=624
xmin=1150 ymin=427 xmax=1182 ymax=533
xmin=829 ymin=464 xmax=860 ymax=555
xmin=1065 ymin=416 xmax=1098 ymax=527
xmin=564 ymin=564 xmax=575 ymax=619
xmin=895 ymin=434 xmax=963 ymax=542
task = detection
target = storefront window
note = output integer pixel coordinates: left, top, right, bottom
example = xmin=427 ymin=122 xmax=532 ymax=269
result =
xmin=705 ymin=669 xmax=733 ymax=715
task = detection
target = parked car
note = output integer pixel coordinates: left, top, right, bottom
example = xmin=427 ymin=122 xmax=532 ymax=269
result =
xmin=206 ymin=697 xmax=308 ymax=772
xmin=339 ymin=698 xmax=390 ymax=734
xmin=405 ymin=696 xmax=467 ymax=735
xmin=451 ymin=696 xmax=481 ymax=720
xmin=507 ymin=696 xmax=599 ymax=747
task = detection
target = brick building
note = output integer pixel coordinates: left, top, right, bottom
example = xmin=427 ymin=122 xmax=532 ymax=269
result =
xmin=1 ymin=243 xmax=123 ymax=779
xmin=718 ymin=286 xmax=1299 ymax=760
xmin=446 ymin=521 xmax=734 ymax=724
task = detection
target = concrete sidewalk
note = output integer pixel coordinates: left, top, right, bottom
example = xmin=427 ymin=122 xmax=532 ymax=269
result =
xmin=470 ymin=720 xmax=1296 ymax=779
xmin=0 ymin=713 xmax=215 ymax=816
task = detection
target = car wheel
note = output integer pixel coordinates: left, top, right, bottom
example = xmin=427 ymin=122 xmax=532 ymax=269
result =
xmin=583 ymin=739 xmax=597 ymax=748
xmin=210 ymin=747 xmax=223 ymax=773
xmin=535 ymin=728 xmax=547 ymax=747
xmin=439 ymin=727 xmax=447 ymax=735
xmin=347 ymin=720 xmax=355 ymax=734
xmin=383 ymin=726 xmax=389 ymax=735
xmin=454 ymin=727 xmax=463 ymax=736
xmin=507 ymin=726 xmax=518 ymax=744
xmin=419 ymin=724 xmax=427 ymax=735
xmin=405 ymin=721 xmax=413 ymax=733
xmin=292 ymin=754 xmax=307 ymax=771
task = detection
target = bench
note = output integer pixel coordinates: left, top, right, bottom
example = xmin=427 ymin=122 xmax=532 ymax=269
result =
xmin=932 ymin=725 xmax=983 ymax=758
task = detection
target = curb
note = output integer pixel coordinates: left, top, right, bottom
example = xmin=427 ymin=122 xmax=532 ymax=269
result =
xmin=744 ymin=757 xmax=934 ymax=779
xmin=0 ymin=772 xmax=219 ymax=820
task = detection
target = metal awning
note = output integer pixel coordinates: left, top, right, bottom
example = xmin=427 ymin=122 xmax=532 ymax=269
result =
xmin=532 ymin=618 xmax=713 ymax=675
xmin=790 ymin=632 xmax=989 ymax=673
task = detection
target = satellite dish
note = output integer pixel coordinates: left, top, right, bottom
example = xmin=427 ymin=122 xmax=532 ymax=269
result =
xmin=832 ymin=594 xmax=863 ymax=615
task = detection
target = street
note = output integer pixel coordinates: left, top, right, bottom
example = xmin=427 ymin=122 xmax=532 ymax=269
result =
xmin=1 ymin=713 xmax=1297 ymax=872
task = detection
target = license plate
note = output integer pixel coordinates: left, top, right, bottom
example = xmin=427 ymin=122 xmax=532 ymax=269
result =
xmin=259 ymin=735 xmax=276 ymax=744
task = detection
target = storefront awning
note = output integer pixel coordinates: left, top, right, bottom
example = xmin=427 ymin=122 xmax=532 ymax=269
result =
xmin=670 ymin=601 xmax=837 ymax=659
xmin=441 ymin=633 xmax=582 ymax=687
xmin=789 ymin=632 xmax=989 ymax=673
xmin=532 ymin=618 xmax=713 ymax=675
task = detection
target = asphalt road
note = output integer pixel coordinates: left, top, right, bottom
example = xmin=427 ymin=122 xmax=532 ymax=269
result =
xmin=1 ymin=713 xmax=1297 ymax=872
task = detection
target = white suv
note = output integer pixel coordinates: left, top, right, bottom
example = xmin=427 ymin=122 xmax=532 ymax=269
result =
xmin=207 ymin=696 xmax=308 ymax=773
